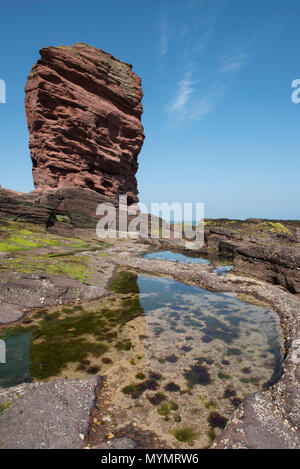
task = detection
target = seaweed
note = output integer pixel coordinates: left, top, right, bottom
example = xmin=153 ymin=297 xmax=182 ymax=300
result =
xmin=173 ymin=427 xmax=196 ymax=443
xmin=164 ymin=354 xmax=178 ymax=363
xmin=157 ymin=401 xmax=178 ymax=416
xmin=207 ymin=411 xmax=227 ymax=429
xmin=110 ymin=271 xmax=140 ymax=294
xmin=164 ymin=382 xmax=181 ymax=392
xmin=147 ymin=392 xmax=166 ymax=406
xmin=184 ymin=364 xmax=211 ymax=388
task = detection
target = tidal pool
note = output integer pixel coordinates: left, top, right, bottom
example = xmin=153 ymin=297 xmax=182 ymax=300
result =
xmin=0 ymin=271 xmax=282 ymax=448
xmin=144 ymin=250 xmax=211 ymax=265
xmin=144 ymin=250 xmax=234 ymax=276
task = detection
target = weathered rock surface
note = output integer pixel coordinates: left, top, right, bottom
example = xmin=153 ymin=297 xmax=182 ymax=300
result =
xmin=0 ymin=186 xmax=163 ymax=239
xmin=0 ymin=304 xmax=24 ymax=324
xmin=204 ymin=219 xmax=300 ymax=294
xmin=0 ymin=377 xmax=100 ymax=449
xmin=0 ymin=186 xmax=116 ymax=227
xmin=25 ymin=43 xmax=145 ymax=204
xmin=0 ymin=217 xmax=121 ymax=321
xmin=212 ymin=393 xmax=300 ymax=449
xmin=0 ymin=271 xmax=105 ymax=324
xmin=232 ymin=242 xmax=300 ymax=294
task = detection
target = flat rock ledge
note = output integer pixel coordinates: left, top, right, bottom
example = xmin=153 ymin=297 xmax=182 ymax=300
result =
xmin=0 ymin=377 xmax=100 ymax=449
xmin=0 ymin=253 xmax=115 ymax=325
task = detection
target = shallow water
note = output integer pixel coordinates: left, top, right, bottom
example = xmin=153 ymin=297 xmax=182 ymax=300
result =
xmin=0 ymin=272 xmax=282 ymax=447
xmin=144 ymin=250 xmax=233 ymax=276
xmin=144 ymin=250 xmax=211 ymax=265
xmin=0 ymin=333 xmax=32 ymax=388
xmin=213 ymin=265 xmax=234 ymax=276
xmin=136 ymin=275 xmax=282 ymax=393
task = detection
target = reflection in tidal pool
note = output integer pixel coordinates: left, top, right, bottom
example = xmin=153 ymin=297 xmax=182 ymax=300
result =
xmin=0 ymin=272 xmax=282 ymax=448
xmin=0 ymin=333 xmax=32 ymax=388
xmin=144 ymin=250 xmax=234 ymax=276
xmin=104 ymin=274 xmax=282 ymax=447
xmin=144 ymin=250 xmax=211 ymax=264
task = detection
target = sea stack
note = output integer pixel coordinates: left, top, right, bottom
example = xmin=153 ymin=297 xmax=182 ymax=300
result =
xmin=25 ymin=43 xmax=145 ymax=204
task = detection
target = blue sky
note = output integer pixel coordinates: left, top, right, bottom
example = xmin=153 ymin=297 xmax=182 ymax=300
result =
xmin=0 ymin=0 xmax=299 ymax=219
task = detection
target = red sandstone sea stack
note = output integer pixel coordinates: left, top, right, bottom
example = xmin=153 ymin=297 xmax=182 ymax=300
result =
xmin=25 ymin=43 xmax=145 ymax=204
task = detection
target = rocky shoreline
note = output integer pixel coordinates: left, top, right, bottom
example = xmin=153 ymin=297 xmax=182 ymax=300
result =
xmin=0 ymin=221 xmax=299 ymax=449
xmin=0 ymin=42 xmax=299 ymax=450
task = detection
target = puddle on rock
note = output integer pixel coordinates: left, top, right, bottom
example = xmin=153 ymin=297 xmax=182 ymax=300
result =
xmin=144 ymin=250 xmax=233 ymax=276
xmin=0 ymin=271 xmax=282 ymax=448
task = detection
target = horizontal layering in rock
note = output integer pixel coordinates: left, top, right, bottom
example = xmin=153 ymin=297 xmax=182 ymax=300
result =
xmin=25 ymin=43 xmax=145 ymax=204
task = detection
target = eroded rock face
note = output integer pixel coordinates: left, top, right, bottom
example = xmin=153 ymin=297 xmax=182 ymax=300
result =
xmin=25 ymin=43 xmax=145 ymax=204
xmin=204 ymin=219 xmax=300 ymax=294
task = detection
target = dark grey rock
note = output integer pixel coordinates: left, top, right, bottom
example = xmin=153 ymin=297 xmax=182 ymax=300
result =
xmin=212 ymin=393 xmax=300 ymax=449
xmin=93 ymin=438 xmax=138 ymax=449
xmin=0 ymin=377 xmax=100 ymax=449
xmin=0 ymin=271 xmax=107 ymax=313
xmin=0 ymin=303 xmax=24 ymax=324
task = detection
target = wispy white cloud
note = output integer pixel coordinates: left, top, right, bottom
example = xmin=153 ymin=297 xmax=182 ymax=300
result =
xmin=168 ymin=69 xmax=226 ymax=125
xmin=169 ymin=71 xmax=196 ymax=114
xmin=159 ymin=16 xmax=169 ymax=56
xmin=218 ymin=51 xmax=249 ymax=74
xmin=187 ymin=87 xmax=226 ymax=121
xmin=194 ymin=28 xmax=215 ymax=52
xmin=168 ymin=47 xmax=250 ymax=126
xmin=159 ymin=1 xmax=252 ymax=126
xmin=180 ymin=22 xmax=190 ymax=39
xmin=193 ymin=1 xmax=225 ymax=53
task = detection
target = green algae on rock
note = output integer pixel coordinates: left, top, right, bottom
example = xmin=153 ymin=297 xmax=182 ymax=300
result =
xmin=0 ymin=220 xmax=88 ymax=252
xmin=0 ymin=291 xmax=145 ymax=383
xmin=110 ymin=270 xmax=140 ymax=294
xmin=0 ymin=220 xmax=114 ymax=289
xmin=173 ymin=427 xmax=197 ymax=443
xmin=1 ymin=254 xmax=93 ymax=284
